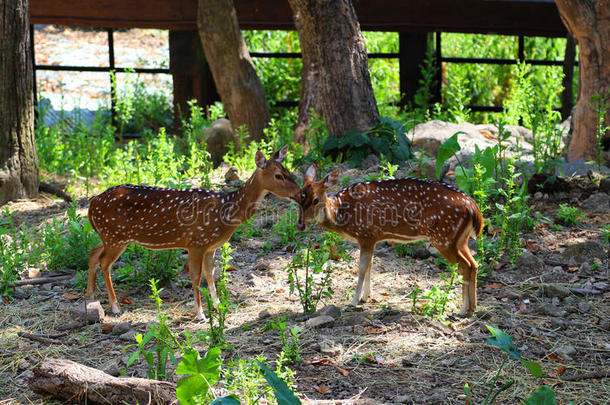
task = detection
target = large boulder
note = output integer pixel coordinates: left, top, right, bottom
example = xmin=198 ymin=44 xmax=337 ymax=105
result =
xmin=407 ymin=120 xmax=534 ymax=158
xmin=199 ymin=119 xmax=235 ymax=166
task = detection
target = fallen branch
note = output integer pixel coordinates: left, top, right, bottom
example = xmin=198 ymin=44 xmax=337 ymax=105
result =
xmin=39 ymin=181 xmax=73 ymax=202
xmin=14 ymin=275 xmax=72 ymax=286
xmin=55 ymin=321 xmax=87 ymax=332
xmin=29 ymin=358 xmax=176 ymax=405
xmin=561 ymin=371 xmax=610 ymax=381
xmin=569 ymin=287 xmax=603 ymax=295
xmin=17 ymin=332 xmax=64 ymax=345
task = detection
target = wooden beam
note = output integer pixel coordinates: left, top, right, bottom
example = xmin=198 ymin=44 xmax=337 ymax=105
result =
xmin=30 ymin=0 xmax=567 ymax=37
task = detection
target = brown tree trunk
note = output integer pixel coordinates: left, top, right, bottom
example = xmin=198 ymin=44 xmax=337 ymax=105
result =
xmin=556 ymin=0 xmax=610 ymax=161
xmin=288 ymin=0 xmax=379 ymax=137
xmin=197 ymin=0 xmax=270 ymax=142
xmin=29 ymin=358 xmax=176 ymax=405
xmin=0 ymin=0 xmax=39 ymax=204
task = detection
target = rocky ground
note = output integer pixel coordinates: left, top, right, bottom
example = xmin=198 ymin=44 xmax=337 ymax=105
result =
xmin=1 ymin=155 xmax=608 ymax=404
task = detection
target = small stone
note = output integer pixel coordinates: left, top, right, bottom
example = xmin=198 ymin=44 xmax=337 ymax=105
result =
xmin=556 ymin=344 xmax=576 ymax=360
xmin=552 ymin=266 xmax=563 ymax=272
xmin=594 ymin=282 xmax=609 ymax=291
xmin=538 ymin=303 xmax=567 ymax=318
xmin=318 ymin=305 xmax=341 ymax=320
xmin=395 ymin=395 xmax=413 ymax=404
xmin=600 ymin=319 xmax=610 ymax=331
xmin=578 ymin=301 xmax=591 ymax=313
xmin=579 ymin=262 xmax=591 ymax=273
xmin=542 ymin=284 xmax=571 ymax=299
xmin=305 ymin=315 xmax=335 ymax=329
xmin=550 ymin=318 xmax=565 ymax=329
xmin=516 ymin=251 xmax=545 ymax=273
xmin=318 ymin=340 xmax=343 ymax=356
xmin=70 ymin=301 xmax=105 ymax=323
xmin=119 ymin=329 xmax=137 ymax=341
xmin=27 ymin=268 xmax=41 ymax=279
xmin=534 ymin=191 xmax=543 ymax=199
xmin=582 ymin=193 xmax=610 ymax=214
xmin=599 ymin=177 xmax=610 ymax=194
xmin=111 ymin=322 xmax=132 ymax=335
xmin=105 ymin=365 xmax=122 ymax=377
xmin=360 ymin=154 xmax=380 ymax=170
xmin=500 ymin=289 xmax=521 ymax=300
xmin=258 ymin=309 xmax=271 ymax=319
xmin=428 ymin=246 xmax=440 ymax=257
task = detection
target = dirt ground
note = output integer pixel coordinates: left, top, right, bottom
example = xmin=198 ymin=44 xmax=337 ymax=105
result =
xmin=1 ymin=165 xmax=609 ymax=405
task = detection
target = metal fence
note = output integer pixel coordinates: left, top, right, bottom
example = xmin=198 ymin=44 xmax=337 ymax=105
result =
xmin=31 ymin=26 xmax=576 ymax=117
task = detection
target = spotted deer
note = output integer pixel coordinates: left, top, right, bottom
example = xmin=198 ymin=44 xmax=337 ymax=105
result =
xmin=294 ymin=164 xmax=483 ymax=315
xmin=87 ymin=146 xmax=299 ymax=320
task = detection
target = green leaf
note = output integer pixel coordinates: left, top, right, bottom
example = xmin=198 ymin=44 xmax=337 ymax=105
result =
xmin=210 ymin=395 xmax=241 ymax=405
xmin=523 ymin=385 xmax=556 ymax=405
xmin=345 ymin=130 xmax=370 ymax=148
xmin=258 ymin=362 xmax=301 ymax=405
xmin=486 ymin=325 xmax=521 ymax=360
xmin=370 ymin=135 xmax=390 ymax=155
xmin=322 ymin=133 xmax=338 ymax=152
xmin=394 ymin=132 xmax=413 ymax=160
xmin=125 ymin=349 xmax=141 ymax=368
xmin=435 ymin=132 xmax=463 ymax=180
xmin=176 ymin=348 xmax=222 ymax=405
xmin=521 ymin=360 xmax=543 ymax=378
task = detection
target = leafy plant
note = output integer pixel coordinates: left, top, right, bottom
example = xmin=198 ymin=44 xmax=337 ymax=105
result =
xmin=202 ymin=242 xmax=235 ymax=349
xmin=285 ymin=233 xmax=347 ymax=314
xmin=0 ymin=208 xmax=36 ymax=299
xmin=602 ymin=224 xmax=610 ymax=245
xmin=265 ymin=316 xmax=302 ymax=365
xmin=410 ymin=263 xmax=459 ymax=318
xmin=556 ymin=203 xmax=583 ymax=227
xmin=124 ymin=279 xmax=179 ymax=380
xmin=464 ymin=325 xmax=572 ymax=405
xmin=176 ymin=347 xmax=223 ymax=405
xmin=322 ymin=116 xmax=413 ymax=166
xmin=590 ymin=92 xmax=610 ymax=171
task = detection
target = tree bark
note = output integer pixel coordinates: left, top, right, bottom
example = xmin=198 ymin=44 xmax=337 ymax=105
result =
xmin=197 ymin=0 xmax=270 ymax=142
xmin=0 ymin=0 xmax=39 ymax=204
xmin=29 ymin=358 xmax=176 ymax=405
xmin=288 ymin=0 xmax=379 ymax=137
xmin=555 ymin=0 xmax=610 ymax=161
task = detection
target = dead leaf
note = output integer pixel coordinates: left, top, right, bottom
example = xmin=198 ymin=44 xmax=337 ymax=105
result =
xmin=546 ymin=352 xmax=564 ymax=362
xmin=364 ymin=326 xmax=387 ymax=335
xmin=285 ymin=296 xmax=299 ymax=302
xmin=491 ymin=228 xmax=502 ymax=236
xmin=311 ymin=358 xmax=334 ymax=365
xmin=568 ymin=266 xmax=579 ymax=273
xmin=550 ymin=365 xmax=567 ymax=377
xmin=64 ymin=293 xmax=79 ymax=300
xmin=226 ymin=266 xmax=237 ymax=272
xmin=479 ymin=129 xmax=497 ymax=140
xmin=2 ymin=297 xmax=9 ymax=304
xmin=569 ymin=275 xmax=580 ymax=283
xmin=314 ymin=385 xmax=332 ymax=395
xmin=276 ymin=288 xmax=285 ymax=293
xmin=482 ymin=283 xmax=502 ymax=289
xmin=334 ymin=365 xmax=350 ymax=376
xmin=525 ymin=240 xmax=543 ymax=251
xmin=519 ymin=301 xmax=528 ymax=313
xmin=121 ymin=297 xmax=133 ymax=305
xmin=330 ymin=246 xmax=341 ymax=261
xmin=102 ymin=324 xmax=115 ymax=334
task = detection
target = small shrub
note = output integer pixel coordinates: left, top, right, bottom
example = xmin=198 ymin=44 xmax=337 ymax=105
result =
xmin=556 ymin=203 xmax=584 ymax=227
xmin=264 ymin=316 xmax=302 ymax=365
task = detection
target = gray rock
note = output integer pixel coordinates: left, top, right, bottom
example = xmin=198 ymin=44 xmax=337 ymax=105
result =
xmin=557 ymin=159 xmax=610 ymax=177
xmin=199 ymin=118 xmax=234 ymax=166
xmin=258 ymin=309 xmax=271 ymax=319
xmin=111 ymin=322 xmax=132 ymax=335
xmin=538 ymin=303 xmax=567 ymax=318
xmin=360 ymin=154 xmax=380 ymax=170
xmin=562 ymin=241 xmax=607 ymax=264
xmin=578 ymin=301 xmax=591 ymax=313
xmin=104 ymin=365 xmax=122 ymax=377
xmin=542 ymin=284 xmax=571 ymax=299
xmin=305 ymin=315 xmax=335 ymax=329
xmin=411 ymin=244 xmax=432 ymax=260
xmin=318 ymin=305 xmax=341 ymax=320
xmin=600 ymin=318 xmax=610 ymax=331
xmin=550 ymin=318 xmax=566 ymax=329
xmin=119 ymin=329 xmax=137 ymax=341
xmin=582 ymin=193 xmax=610 ymax=214
xmin=428 ymin=246 xmax=441 ymax=257
xmin=516 ymin=251 xmax=545 ymax=273
xmin=599 ymin=177 xmax=610 ymax=194
xmin=70 ymin=301 xmax=105 ymax=323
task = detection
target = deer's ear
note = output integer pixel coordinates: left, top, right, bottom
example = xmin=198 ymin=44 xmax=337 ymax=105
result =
xmin=272 ymin=145 xmax=289 ymax=163
xmin=323 ymin=169 xmax=340 ymax=187
xmin=304 ymin=164 xmax=317 ymax=183
xmin=255 ymin=151 xmax=266 ymax=169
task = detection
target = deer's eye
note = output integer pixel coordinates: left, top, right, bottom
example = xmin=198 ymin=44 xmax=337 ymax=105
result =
xmin=275 ymin=174 xmax=283 ymax=180
xmin=313 ymin=198 xmax=319 ymax=205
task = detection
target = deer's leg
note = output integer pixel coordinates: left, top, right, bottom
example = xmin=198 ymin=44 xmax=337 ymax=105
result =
xmin=86 ymin=243 xmax=104 ymax=300
xmin=99 ymin=244 xmax=126 ymax=315
xmin=203 ymin=250 xmax=220 ymax=308
xmin=458 ymin=244 xmax=478 ymax=314
xmin=350 ymin=243 xmax=374 ymax=307
xmin=187 ymin=248 xmax=206 ymax=321
xmin=361 ymin=243 xmax=377 ymax=302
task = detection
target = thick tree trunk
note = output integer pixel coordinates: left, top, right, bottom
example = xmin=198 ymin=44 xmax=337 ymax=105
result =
xmin=0 ymin=0 xmax=39 ymax=204
xmin=288 ymin=0 xmax=379 ymax=137
xmin=197 ymin=0 xmax=270 ymax=142
xmin=29 ymin=358 xmax=176 ymax=405
xmin=555 ymin=0 xmax=610 ymax=161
